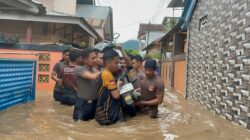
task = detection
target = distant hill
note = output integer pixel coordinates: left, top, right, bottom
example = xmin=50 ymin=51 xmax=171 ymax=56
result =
xmin=122 ymin=39 xmax=140 ymax=50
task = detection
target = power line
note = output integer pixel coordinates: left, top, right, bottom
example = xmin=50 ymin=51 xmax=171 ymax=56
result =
xmin=152 ymin=0 xmax=174 ymax=23
xmin=151 ymin=0 xmax=165 ymax=22
xmin=115 ymin=27 xmax=138 ymax=32
xmin=96 ymin=0 xmax=100 ymax=6
xmin=114 ymin=18 xmax=151 ymax=29
xmin=154 ymin=0 xmax=169 ymax=20
xmin=125 ymin=0 xmax=140 ymax=20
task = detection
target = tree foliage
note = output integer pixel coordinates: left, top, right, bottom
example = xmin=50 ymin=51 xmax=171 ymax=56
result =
xmin=125 ymin=49 xmax=139 ymax=56
xmin=163 ymin=18 xmax=177 ymax=33
xmin=146 ymin=53 xmax=161 ymax=59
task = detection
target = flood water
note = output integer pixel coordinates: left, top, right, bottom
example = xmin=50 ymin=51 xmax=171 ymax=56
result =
xmin=0 ymin=89 xmax=249 ymax=140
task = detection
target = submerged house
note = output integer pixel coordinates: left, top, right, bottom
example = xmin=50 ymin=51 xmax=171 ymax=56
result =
xmin=159 ymin=0 xmax=186 ymax=94
xmin=0 ymin=0 xmax=113 ymax=92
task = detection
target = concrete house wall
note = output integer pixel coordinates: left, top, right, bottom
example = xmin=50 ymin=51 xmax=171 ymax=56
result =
xmin=187 ymin=0 xmax=250 ymax=129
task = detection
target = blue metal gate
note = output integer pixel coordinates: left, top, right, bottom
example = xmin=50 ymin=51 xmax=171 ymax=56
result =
xmin=0 ymin=59 xmax=36 ymax=110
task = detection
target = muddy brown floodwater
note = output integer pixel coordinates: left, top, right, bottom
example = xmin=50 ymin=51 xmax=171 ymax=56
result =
xmin=0 ymin=89 xmax=250 ymax=140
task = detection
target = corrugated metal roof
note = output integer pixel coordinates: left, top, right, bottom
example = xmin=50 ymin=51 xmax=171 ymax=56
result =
xmin=160 ymin=19 xmax=184 ymax=42
xmin=76 ymin=5 xmax=110 ymax=19
xmin=168 ymin=0 xmax=185 ymax=8
xmin=26 ymin=0 xmax=46 ymax=14
xmin=77 ymin=0 xmax=95 ymax=5
xmin=46 ymin=11 xmax=76 ymax=17
xmin=30 ymin=0 xmax=42 ymax=5
xmin=0 ymin=0 xmax=46 ymax=14
xmin=75 ymin=5 xmax=113 ymax=40
xmin=0 ymin=12 xmax=101 ymax=40
xmin=143 ymin=36 xmax=164 ymax=51
xmin=138 ymin=24 xmax=165 ymax=39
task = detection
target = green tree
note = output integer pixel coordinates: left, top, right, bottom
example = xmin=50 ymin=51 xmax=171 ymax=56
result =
xmin=125 ymin=49 xmax=139 ymax=56
xmin=163 ymin=18 xmax=177 ymax=33
xmin=146 ymin=53 xmax=161 ymax=59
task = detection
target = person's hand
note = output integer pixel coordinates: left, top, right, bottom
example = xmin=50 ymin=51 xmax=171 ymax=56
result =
xmin=117 ymin=80 xmax=123 ymax=87
xmin=94 ymin=71 xmax=101 ymax=79
xmin=134 ymin=88 xmax=141 ymax=93
xmin=135 ymin=100 xmax=145 ymax=107
xmin=57 ymin=79 xmax=63 ymax=87
xmin=135 ymin=100 xmax=141 ymax=106
xmin=96 ymin=71 xmax=101 ymax=75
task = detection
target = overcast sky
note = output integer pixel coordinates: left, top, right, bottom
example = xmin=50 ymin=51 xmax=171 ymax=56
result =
xmin=96 ymin=0 xmax=182 ymax=43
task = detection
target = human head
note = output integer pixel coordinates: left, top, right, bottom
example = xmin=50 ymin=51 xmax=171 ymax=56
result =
xmin=119 ymin=57 xmax=126 ymax=69
xmin=93 ymin=49 xmax=104 ymax=67
xmin=103 ymin=47 xmax=119 ymax=72
xmin=61 ymin=49 xmax=71 ymax=63
xmin=132 ymin=55 xmax=143 ymax=70
xmin=144 ymin=59 xmax=157 ymax=79
xmin=69 ymin=50 xmax=83 ymax=65
xmin=82 ymin=48 xmax=96 ymax=67
xmin=128 ymin=54 xmax=134 ymax=60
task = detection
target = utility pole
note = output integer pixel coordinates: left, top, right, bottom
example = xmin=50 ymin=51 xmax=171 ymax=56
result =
xmin=171 ymin=7 xmax=175 ymax=89
xmin=172 ymin=7 xmax=175 ymax=27
xmin=146 ymin=21 xmax=151 ymax=47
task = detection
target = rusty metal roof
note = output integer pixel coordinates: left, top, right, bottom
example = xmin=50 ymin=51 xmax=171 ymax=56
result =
xmin=137 ymin=23 xmax=165 ymax=39
xmin=168 ymin=0 xmax=185 ymax=8
xmin=0 ymin=0 xmax=46 ymax=14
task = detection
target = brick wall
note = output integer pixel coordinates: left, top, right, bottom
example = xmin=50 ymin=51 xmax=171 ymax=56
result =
xmin=187 ymin=0 xmax=250 ymax=129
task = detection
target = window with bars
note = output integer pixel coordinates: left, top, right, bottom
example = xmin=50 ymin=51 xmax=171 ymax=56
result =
xmin=39 ymin=53 xmax=50 ymax=61
xmin=199 ymin=15 xmax=208 ymax=31
xmin=39 ymin=64 xmax=50 ymax=72
xmin=38 ymin=74 xmax=49 ymax=83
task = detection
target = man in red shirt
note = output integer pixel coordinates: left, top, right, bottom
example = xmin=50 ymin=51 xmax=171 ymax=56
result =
xmin=61 ymin=50 xmax=83 ymax=105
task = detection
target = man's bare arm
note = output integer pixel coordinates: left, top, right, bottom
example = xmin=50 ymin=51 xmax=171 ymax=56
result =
xmin=140 ymin=94 xmax=164 ymax=106
xmin=51 ymin=71 xmax=63 ymax=86
xmin=51 ymin=71 xmax=59 ymax=82
xmin=81 ymin=71 xmax=101 ymax=80
xmin=117 ymin=45 xmax=131 ymax=65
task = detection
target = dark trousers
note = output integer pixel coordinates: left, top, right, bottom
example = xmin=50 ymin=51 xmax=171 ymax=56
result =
xmin=96 ymin=109 xmax=125 ymax=126
xmin=73 ymin=97 xmax=97 ymax=121
xmin=60 ymin=91 xmax=77 ymax=106
xmin=135 ymin=105 xmax=158 ymax=118
xmin=121 ymin=99 xmax=136 ymax=117
xmin=53 ymin=90 xmax=63 ymax=101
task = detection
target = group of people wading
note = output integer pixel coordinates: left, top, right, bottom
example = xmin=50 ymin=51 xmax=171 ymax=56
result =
xmin=51 ymin=45 xmax=165 ymax=126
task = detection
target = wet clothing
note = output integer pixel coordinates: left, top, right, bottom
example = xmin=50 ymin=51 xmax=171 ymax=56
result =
xmin=139 ymin=105 xmax=158 ymax=118
xmin=73 ymin=97 xmax=97 ymax=121
xmin=127 ymin=69 xmax=145 ymax=89
xmin=115 ymin=69 xmax=137 ymax=117
xmin=120 ymin=69 xmax=129 ymax=83
xmin=53 ymin=91 xmax=63 ymax=101
xmin=52 ymin=62 xmax=68 ymax=101
xmin=121 ymin=101 xmax=136 ymax=117
xmin=73 ymin=66 xmax=99 ymax=121
xmin=75 ymin=66 xmax=99 ymax=100
xmin=139 ymin=74 xmax=165 ymax=118
xmin=61 ymin=92 xmax=77 ymax=106
xmin=95 ymin=69 xmax=121 ymax=125
xmin=60 ymin=65 xmax=77 ymax=106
